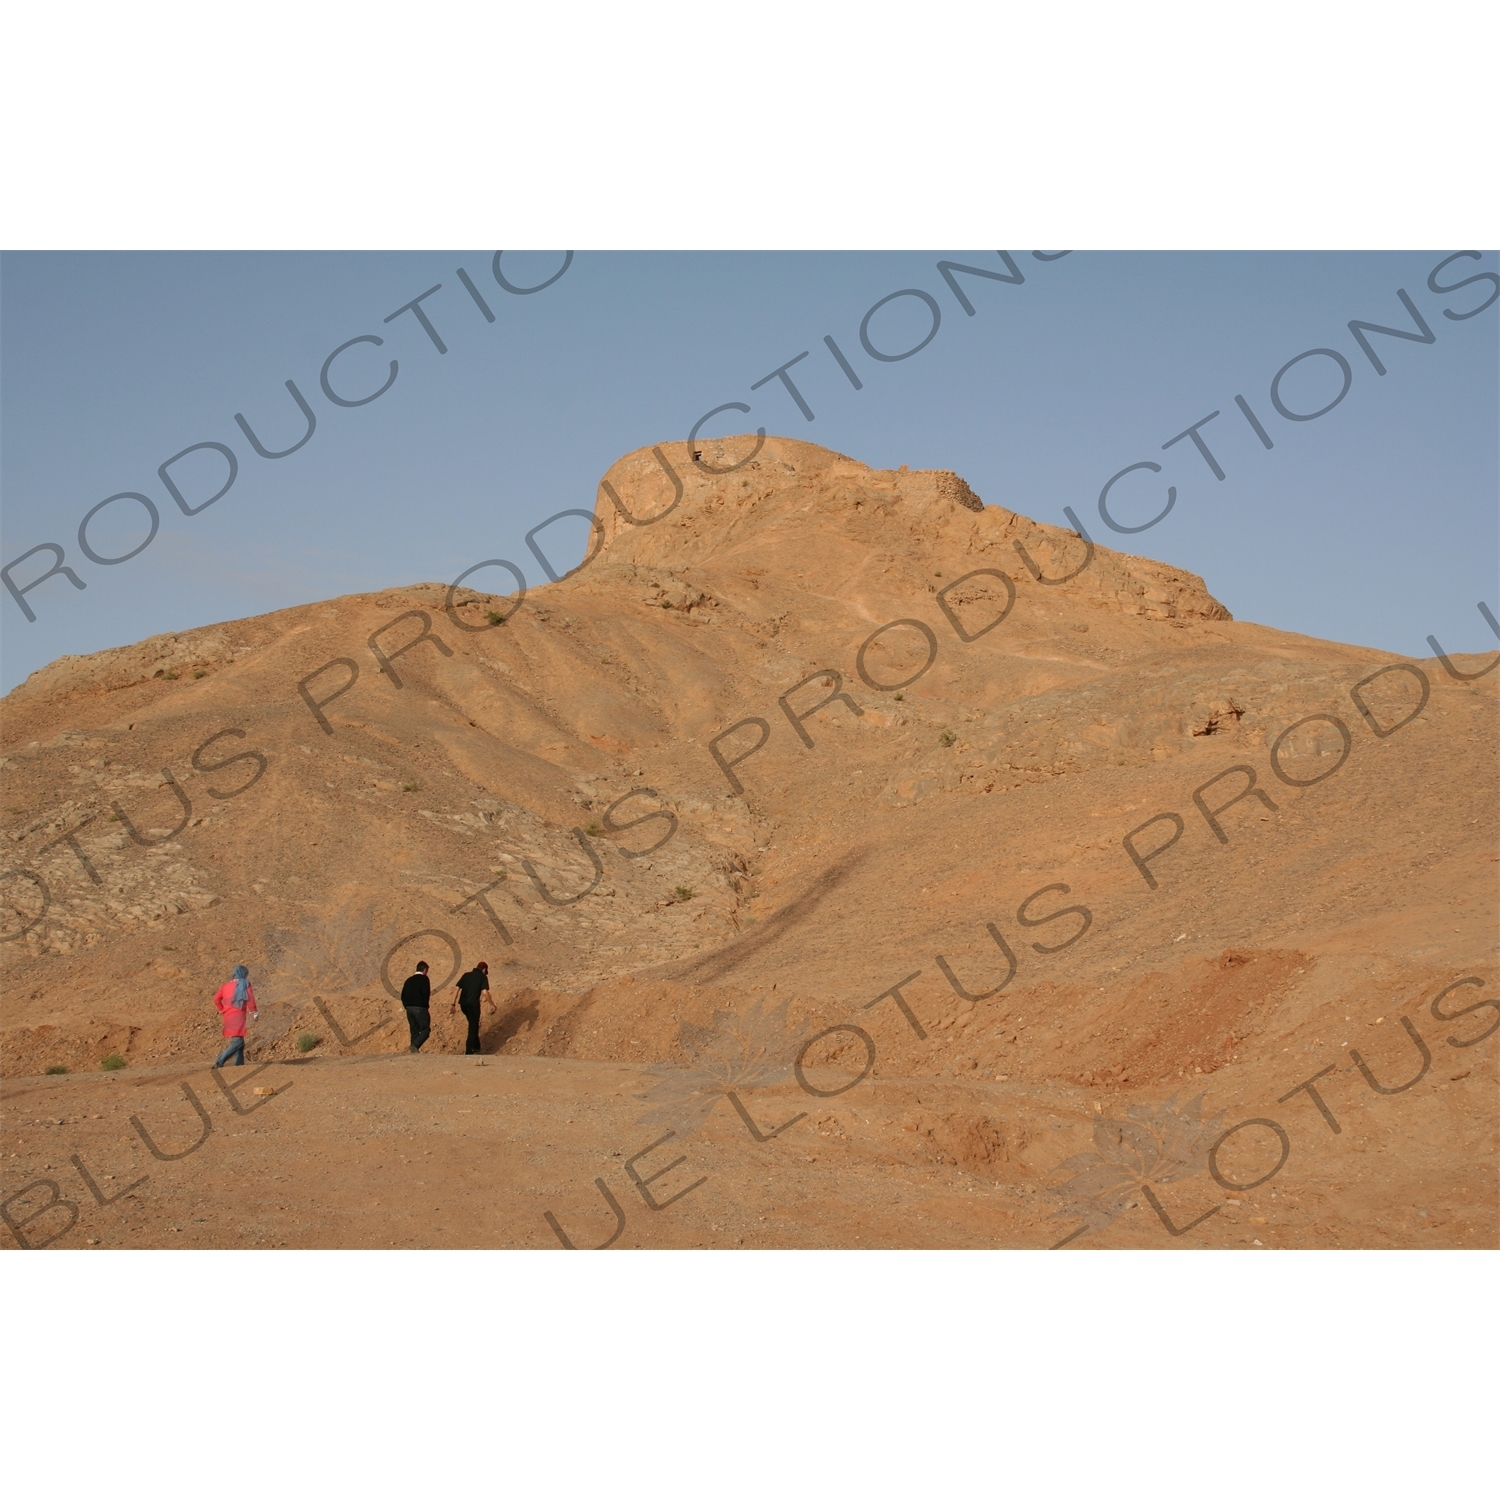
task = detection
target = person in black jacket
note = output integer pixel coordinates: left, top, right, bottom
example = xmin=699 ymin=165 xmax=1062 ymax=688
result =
xmin=451 ymin=961 xmax=494 ymax=1055
xmin=400 ymin=961 xmax=432 ymax=1053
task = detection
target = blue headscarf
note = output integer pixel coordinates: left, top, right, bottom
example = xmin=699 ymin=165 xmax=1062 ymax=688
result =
xmin=231 ymin=964 xmax=250 ymax=1009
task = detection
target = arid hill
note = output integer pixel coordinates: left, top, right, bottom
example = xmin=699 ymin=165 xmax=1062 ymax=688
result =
xmin=2 ymin=436 xmax=1495 ymax=1250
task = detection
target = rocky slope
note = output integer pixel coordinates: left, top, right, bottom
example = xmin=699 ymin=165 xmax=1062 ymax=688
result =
xmin=2 ymin=436 xmax=1495 ymax=1250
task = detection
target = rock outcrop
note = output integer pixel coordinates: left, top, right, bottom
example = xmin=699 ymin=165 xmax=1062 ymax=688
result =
xmin=2 ymin=438 xmax=1493 ymax=1250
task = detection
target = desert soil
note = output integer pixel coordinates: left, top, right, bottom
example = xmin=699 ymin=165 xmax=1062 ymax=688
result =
xmin=3 ymin=435 xmax=1495 ymax=1249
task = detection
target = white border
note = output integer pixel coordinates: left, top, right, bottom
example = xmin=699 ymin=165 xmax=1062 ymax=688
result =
xmin=2 ymin=3 xmax=1496 ymax=249
xmin=3 ymin=1250 xmax=1494 ymax=1493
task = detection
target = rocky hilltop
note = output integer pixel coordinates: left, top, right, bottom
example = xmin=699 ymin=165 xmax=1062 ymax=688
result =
xmin=2 ymin=437 xmax=1494 ymax=1250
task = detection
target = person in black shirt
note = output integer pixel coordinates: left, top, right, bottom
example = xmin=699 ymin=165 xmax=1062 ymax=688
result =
xmin=451 ymin=961 xmax=493 ymax=1055
xmin=400 ymin=961 xmax=431 ymax=1053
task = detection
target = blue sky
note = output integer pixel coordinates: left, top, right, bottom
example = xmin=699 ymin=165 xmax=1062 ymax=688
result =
xmin=2 ymin=249 xmax=1495 ymax=693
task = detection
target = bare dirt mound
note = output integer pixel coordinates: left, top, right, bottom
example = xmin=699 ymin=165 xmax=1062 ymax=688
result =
xmin=3 ymin=436 xmax=1495 ymax=1250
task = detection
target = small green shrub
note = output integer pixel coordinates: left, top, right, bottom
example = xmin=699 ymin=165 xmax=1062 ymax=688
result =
xmin=893 ymin=692 xmax=903 ymax=702
xmin=100 ymin=1053 xmax=126 ymax=1071
xmin=193 ymin=669 xmax=207 ymax=679
xmin=46 ymin=1064 xmax=68 ymax=1075
xmin=939 ymin=730 xmax=956 ymax=747
xmin=486 ymin=610 xmax=506 ymax=625
xmin=674 ymin=885 xmax=694 ymax=901
xmin=296 ymin=1032 xmax=320 ymax=1053
xmin=401 ymin=782 xmax=417 ymax=792
xmin=585 ymin=821 xmax=603 ymax=835
xmin=163 ymin=670 xmax=179 ymax=680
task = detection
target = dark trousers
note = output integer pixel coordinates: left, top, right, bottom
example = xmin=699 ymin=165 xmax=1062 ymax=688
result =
xmin=214 ymin=1036 xmax=245 ymax=1067
xmin=404 ymin=1005 xmax=431 ymax=1052
xmin=461 ymin=1001 xmax=482 ymax=1054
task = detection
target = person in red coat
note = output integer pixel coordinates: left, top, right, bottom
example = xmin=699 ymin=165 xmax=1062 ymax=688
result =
xmin=213 ymin=964 xmax=258 ymax=1067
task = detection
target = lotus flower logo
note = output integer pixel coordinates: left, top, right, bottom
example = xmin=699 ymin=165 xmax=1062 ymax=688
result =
xmin=1047 ymin=1093 xmax=1225 ymax=1246
xmin=635 ymin=997 xmax=807 ymax=1141
xmin=257 ymin=902 xmax=402 ymax=1045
